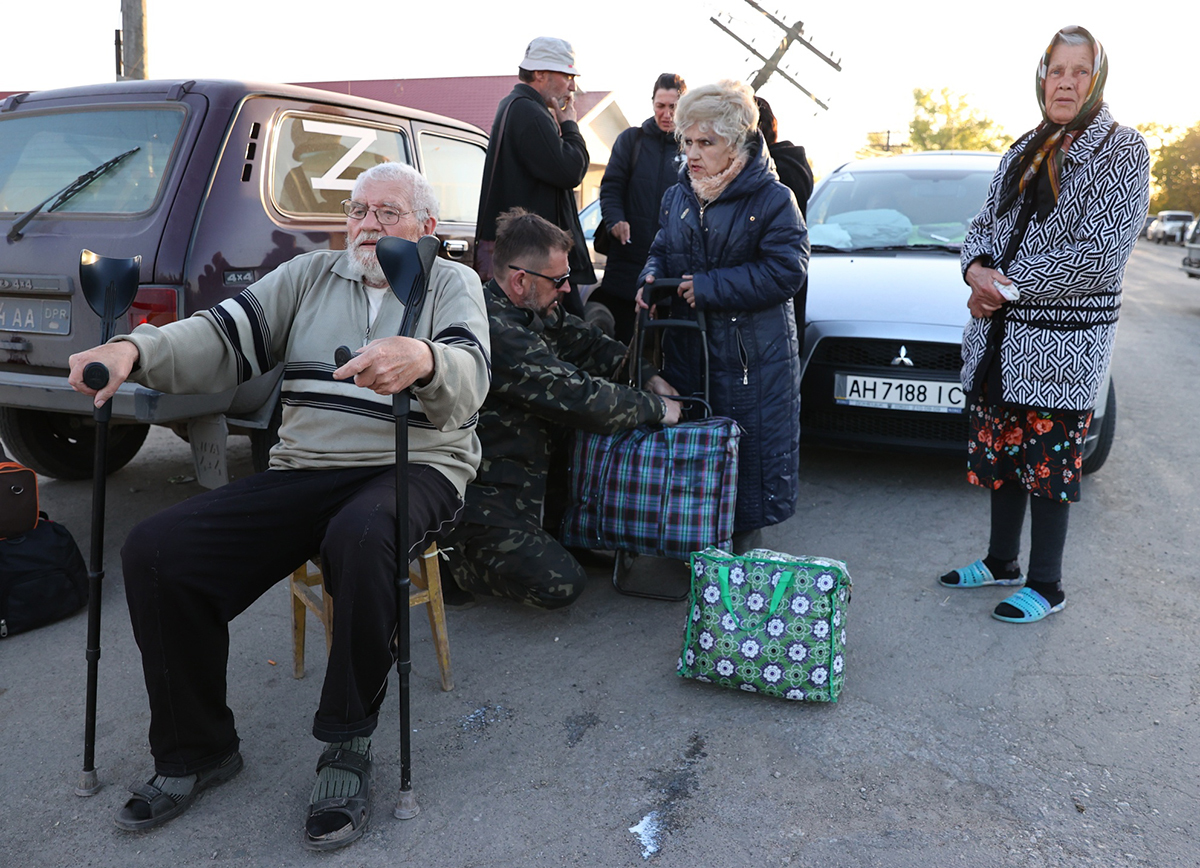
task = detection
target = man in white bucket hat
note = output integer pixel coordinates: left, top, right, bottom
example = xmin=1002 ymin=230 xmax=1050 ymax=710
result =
xmin=474 ymin=37 xmax=595 ymax=318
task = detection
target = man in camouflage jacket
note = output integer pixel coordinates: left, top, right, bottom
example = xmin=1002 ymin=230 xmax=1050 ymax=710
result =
xmin=444 ymin=209 xmax=681 ymax=607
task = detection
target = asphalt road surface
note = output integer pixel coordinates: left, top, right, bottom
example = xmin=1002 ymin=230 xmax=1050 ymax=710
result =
xmin=1 ymin=238 xmax=1196 ymax=867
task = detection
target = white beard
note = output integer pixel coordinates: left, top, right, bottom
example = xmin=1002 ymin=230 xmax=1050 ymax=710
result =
xmin=348 ymin=231 xmax=386 ymax=285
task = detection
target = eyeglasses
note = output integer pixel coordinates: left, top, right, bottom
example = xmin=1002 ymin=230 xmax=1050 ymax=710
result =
xmin=341 ymin=200 xmax=424 ymax=224
xmin=509 ymin=264 xmax=571 ymax=290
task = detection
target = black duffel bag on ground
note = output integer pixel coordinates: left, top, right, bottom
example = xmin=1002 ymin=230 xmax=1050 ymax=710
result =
xmin=0 ymin=511 xmax=88 ymax=638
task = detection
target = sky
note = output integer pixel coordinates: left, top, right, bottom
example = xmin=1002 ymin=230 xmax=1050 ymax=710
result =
xmin=6 ymin=2 xmax=1199 ymax=178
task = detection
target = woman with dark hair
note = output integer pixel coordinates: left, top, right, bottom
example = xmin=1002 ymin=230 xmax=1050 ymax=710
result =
xmin=755 ymin=95 xmax=813 ymax=354
xmin=639 ymin=80 xmax=808 ymax=552
xmin=939 ymin=26 xmax=1149 ymax=623
xmin=754 ymin=96 xmax=812 ymax=220
xmin=592 ymin=73 xmax=687 ymax=343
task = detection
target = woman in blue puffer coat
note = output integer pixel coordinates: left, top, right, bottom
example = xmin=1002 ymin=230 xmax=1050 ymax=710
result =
xmin=639 ymin=80 xmax=809 ymax=551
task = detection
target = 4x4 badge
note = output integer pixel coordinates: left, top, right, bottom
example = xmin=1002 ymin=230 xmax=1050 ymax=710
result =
xmin=891 ymin=345 xmax=914 ymax=366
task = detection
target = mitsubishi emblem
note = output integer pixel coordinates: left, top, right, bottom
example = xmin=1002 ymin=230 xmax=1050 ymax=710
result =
xmin=891 ymin=345 xmax=914 ymax=366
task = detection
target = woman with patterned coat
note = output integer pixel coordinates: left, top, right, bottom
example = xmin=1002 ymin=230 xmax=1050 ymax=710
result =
xmin=639 ymin=80 xmax=808 ymax=552
xmin=940 ymin=25 xmax=1149 ymax=622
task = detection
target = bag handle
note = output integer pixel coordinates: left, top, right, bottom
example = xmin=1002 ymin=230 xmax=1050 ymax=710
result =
xmin=716 ymin=562 xmax=795 ymax=629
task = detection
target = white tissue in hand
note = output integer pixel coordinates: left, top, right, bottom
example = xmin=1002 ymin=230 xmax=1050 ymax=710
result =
xmin=993 ymin=279 xmax=1019 ymax=301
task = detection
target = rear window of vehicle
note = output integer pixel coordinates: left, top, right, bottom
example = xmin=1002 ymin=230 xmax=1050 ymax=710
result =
xmin=271 ymin=113 xmax=411 ymax=218
xmin=808 ymin=169 xmax=994 ymax=249
xmin=0 ymin=107 xmax=186 ymax=215
xmin=417 ymin=132 xmax=485 ymax=224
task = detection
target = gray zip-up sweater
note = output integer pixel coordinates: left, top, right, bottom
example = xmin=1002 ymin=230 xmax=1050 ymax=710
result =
xmin=116 ymin=250 xmax=491 ymax=495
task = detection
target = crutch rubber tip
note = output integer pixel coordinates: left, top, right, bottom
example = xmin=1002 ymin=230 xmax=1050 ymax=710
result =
xmin=75 ymin=769 xmax=102 ymax=796
xmin=394 ymin=789 xmax=420 ymax=819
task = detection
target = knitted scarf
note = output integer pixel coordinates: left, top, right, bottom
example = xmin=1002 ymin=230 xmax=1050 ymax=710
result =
xmin=998 ymin=25 xmax=1108 ymax=220
xmin=690 ymin=149 xmax=749 ymax=205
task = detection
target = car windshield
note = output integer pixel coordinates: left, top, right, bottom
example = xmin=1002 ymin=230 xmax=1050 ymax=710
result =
xmin=807 ymin=168 xmax=994 ymax=250
xmin=0 ymin=107 xmax=186 ymax=215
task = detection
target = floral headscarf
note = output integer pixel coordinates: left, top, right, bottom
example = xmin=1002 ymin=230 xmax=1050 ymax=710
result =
xmin=998 ymin=25 xmax=1108 ymax=219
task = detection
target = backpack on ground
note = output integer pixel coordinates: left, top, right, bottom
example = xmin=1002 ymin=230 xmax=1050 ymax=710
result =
xmin=0 ymin=460 xmax=88 ymax=638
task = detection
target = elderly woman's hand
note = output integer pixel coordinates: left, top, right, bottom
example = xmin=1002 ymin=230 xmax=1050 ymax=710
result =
xmin=965 ymin=261 xmax=1011 ymax=319
xmin=636 ymin=277 xmax=656 ymax=319
xmin=679 ymin=275 xmax=696 ymax=308
xmin=635 ymin=279 xmax=650 ymax=310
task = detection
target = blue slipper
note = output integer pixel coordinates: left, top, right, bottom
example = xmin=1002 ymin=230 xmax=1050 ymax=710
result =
xmin=939 ymin=558 xmax=1024 ymax=588
xmin=992 ymin=587 xmax=1065 ymax=623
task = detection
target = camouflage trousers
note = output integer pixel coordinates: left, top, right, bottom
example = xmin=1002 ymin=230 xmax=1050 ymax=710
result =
xmin=441 ymin=522 xmax=586 ymax=609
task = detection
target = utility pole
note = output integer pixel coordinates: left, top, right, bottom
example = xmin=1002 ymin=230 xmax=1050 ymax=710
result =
xmin=710 ymin=0 xmax=840 ymax=110
xmin=119 ymin=0 xmax=148 ymax=81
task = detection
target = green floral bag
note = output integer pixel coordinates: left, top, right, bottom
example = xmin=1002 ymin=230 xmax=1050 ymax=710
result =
xmin=677 ymin=547 xmax=851 ymax=701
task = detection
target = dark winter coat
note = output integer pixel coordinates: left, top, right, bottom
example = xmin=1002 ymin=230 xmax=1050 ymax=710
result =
xmin=766 ymin=139 xmax=813 ymax=353
xmin=476 ymin=83 xmax=596 ymax=286
xmin=767 ymin=140 xmax=813 ymax=220
xmin=960 ymin=104 xmax=1149 ymax=410
xmin=641 ymin=132 xmax=808 ymax=532
xmin=598 ymin=118 xmax=683 ymax=300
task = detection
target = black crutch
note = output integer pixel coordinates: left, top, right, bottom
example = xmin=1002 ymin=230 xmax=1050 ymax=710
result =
xmin=74 ymin=249 xmax=141 ymax=796
xmin=335 ymin=233 xmax=439 ymax=820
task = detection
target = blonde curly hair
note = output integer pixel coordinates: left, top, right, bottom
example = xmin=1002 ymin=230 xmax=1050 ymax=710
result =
xmin=673 ymin=80 xmax=760 ymax=151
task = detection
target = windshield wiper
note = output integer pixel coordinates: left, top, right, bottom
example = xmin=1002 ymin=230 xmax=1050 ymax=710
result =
xmin=7 ymin=146 xmax=140 ymax=242
xmin=811 ymin=243 xmax=962 ymax=255
xmin=840 ymin=243 xmax=962 ymax=254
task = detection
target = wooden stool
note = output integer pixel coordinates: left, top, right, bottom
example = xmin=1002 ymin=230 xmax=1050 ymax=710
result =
xmin=290 ymin=543 xmax=453 ymax=691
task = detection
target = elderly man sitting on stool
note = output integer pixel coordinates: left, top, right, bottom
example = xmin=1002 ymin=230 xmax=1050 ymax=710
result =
xmin=67 ymin=162 xmax=490 ymax=851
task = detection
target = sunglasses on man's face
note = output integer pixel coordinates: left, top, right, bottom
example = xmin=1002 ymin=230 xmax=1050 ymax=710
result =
xmin=509 ymin=264 xmax=571 ymax=290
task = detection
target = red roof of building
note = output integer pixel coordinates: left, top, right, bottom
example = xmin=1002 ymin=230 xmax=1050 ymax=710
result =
xmin=294 ymin=76 xmax=610 ymax=132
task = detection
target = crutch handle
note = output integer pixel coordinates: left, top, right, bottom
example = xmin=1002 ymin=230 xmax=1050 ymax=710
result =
xmin=82 ymin=362 xmax=110 ymax=391
xmin=334 ymin=345 xmax=358 ymax=368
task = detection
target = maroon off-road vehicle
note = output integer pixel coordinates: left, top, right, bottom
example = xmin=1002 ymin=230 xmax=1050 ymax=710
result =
xmin=0 ymin=79 xmax=486 ymax=484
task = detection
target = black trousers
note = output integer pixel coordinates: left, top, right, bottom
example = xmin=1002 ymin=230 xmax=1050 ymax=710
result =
xmin=121 ymin=464 xmax=461 ymax=776
xmin=988 ymin=482 xmax=1071 ymax=587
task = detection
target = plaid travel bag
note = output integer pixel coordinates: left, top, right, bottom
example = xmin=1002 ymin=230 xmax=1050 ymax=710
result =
xmin=560 ymin=416 xmax=740 ymax=560
xmin=561 ymin=277 xmax=739 ymax=567
xmin=678 ymin=547 xmax=851 ymax=701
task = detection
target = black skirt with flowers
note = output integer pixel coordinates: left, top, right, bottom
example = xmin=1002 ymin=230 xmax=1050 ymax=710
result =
xmin=966 ymin=401 xmax=1093 ymax=503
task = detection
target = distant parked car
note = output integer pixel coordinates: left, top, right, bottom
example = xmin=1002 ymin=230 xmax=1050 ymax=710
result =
xmin=801 ymin=150 xmax=1116 ymax=474
xmin=1147 ymin=210 xmax=1194 ymax=244
xmin=1182 ymin=217 xmax=1200 ymax=279
xmin=1140 ymin=215 xmax=1155 ymax=238
xmin=577 ymin=197 xmax=607 ymax=293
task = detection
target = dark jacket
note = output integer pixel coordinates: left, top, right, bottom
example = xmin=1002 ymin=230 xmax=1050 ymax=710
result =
xmin=461 ymin=280 xmax=663 ymax=530
xmin=767 ymin=140 xmax=813 ymax=220
xmin=767 ymin=139 xmax=813 ymax=353
xmin=598 ymin=118 xmax=682 ymax=300
xmin=641 ymin=133 xmax=808 ymax=532
xmin=476 ymin=83 xmax=595 ymax=286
